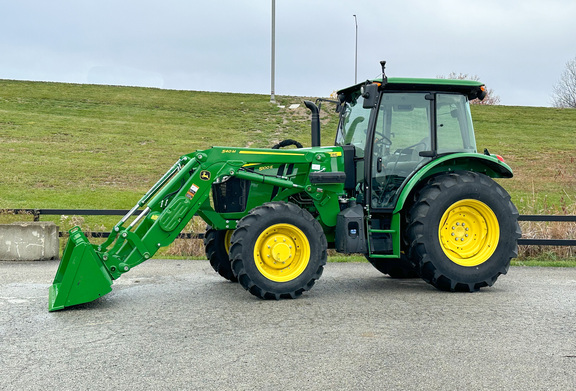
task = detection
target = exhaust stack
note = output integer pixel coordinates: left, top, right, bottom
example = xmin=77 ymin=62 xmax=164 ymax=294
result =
xmin=304 ymin=100 xmax=321 ymax=147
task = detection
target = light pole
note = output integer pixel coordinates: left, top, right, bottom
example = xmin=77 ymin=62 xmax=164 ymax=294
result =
xmin=353 ymin=14 xmax=358 ymax=84
xmin=270 ymin=0 xmax=276 ymax=103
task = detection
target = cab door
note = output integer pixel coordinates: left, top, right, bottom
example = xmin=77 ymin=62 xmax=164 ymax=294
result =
xmin=369 ymin=92 xmax=432 ymax=210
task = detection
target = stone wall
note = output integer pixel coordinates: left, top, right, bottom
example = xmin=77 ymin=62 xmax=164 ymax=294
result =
xmin=0 ymin=222 xmax=59 ymax=261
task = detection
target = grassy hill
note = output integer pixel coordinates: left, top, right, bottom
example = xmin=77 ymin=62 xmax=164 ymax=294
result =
xmin=1 ymin=79 xmax=574 ymax=261
xmin=472 ymin=105 xmax=575 ymax=213
xmin=0 ymin=80 xmax=339 ymax=209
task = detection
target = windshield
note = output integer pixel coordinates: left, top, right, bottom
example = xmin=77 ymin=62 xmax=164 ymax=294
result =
xmin=335 ymin=98 xmax=373 ymax=157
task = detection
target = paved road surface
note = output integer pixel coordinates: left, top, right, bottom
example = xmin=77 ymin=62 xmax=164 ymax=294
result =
xmin=1 ymin=260 xmax=575 ymax=390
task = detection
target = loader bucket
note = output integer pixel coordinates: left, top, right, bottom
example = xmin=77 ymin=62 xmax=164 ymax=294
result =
xmin=48 ymin=227 xmax=113 ymax=311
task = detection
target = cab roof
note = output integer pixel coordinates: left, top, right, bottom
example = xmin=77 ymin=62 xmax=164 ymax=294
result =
xmin=337 ymin=77 xmax=485 ymax=97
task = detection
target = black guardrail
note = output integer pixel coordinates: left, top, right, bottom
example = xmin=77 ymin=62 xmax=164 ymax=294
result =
xmin=3 ymin=208 xmax=576 ymax=246
xmin=517 ymin=215 xmax=576 ymax=246
xmin=2 ymin=209 xmax=202 ymax=239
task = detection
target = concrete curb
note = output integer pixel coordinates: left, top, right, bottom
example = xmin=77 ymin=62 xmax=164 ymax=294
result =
xmin=0 ymin=222 xmax=59 ymax=261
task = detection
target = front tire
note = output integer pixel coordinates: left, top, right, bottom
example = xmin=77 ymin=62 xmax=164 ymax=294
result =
xmin=230 ymin=202 xmax=327 ymax=300
xmin=406 ymin=172 xmax=520 ymax=292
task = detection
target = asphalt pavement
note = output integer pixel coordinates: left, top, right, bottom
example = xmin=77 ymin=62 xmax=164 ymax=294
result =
xmin=1 ymin=259 xmax=575 ymax=390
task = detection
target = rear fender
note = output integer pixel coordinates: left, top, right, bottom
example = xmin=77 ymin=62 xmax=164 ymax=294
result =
xmin=393 ymin=153 xmax=513 ymax=214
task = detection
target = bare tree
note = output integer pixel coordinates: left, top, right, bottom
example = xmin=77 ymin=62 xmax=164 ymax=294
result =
xmin=552 ymin=57 xmax=576 ymax=108
xmin=438 ymin=72 xmax=501 ymax=105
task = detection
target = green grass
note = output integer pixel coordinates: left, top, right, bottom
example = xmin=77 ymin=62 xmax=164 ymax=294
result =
xmin=326 ymin=255 xmax=576 ymax=267
xmin=472 ymin=105 xmax=576 ymax=211
xmin=512 ymin=258 xmax=576 ymax=267
xmin=0 ymin=80 xmax=339 ymax=209
xmin=1 ymin=80 xmax=574 ymax=263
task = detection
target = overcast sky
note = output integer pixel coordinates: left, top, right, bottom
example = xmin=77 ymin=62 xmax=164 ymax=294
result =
xmin=1 ymin=0 xmax=575 ymax=107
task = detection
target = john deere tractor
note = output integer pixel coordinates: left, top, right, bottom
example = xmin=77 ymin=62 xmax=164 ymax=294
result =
xmin=49 ymin=62 xmax=521 ymax=311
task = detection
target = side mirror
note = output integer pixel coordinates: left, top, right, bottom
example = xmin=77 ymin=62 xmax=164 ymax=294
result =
xmin=362 ymin=83 xmax=379 ymax=109
xmin=477 ymin=86 xmax=487 ymax=101
xmin=469 ymin=86 xmax=487 ymax=101
xmin=336 ymin=93 xmax=346 ymax=113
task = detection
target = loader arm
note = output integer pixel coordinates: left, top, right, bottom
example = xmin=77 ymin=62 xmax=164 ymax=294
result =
xmin=49 ymin=146 xmax=345 ymax=311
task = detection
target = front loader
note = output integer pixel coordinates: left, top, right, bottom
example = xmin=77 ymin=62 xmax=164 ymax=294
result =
xmin=49 ymin=62 xmax=521 ymax=311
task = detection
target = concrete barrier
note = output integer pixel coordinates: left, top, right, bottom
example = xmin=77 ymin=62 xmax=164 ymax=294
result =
xmin=0 ymin=222 xmax=59 ymax=261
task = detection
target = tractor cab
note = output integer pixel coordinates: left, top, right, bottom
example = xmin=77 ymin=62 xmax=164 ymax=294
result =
xmin=332 ymin=72 xmax=509 ymax=266
xmin=335 ymin=77 xmax=485 ymax=210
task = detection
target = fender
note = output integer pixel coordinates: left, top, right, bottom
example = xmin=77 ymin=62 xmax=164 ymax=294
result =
xmin=393 ymin=153 xmax=513 ymax=214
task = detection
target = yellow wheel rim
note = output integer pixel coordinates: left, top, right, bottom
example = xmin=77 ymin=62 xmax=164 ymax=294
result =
xmin=253 ymin=224 xmax=310 ymax=282
xmin=438 ymin=199 xmax=500 ymax=267
xmin=224 ymin=230 xmax=233 ymax=254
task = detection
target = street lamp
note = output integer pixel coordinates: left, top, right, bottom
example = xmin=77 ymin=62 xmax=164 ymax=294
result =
xmin=270 ymin=0 xmax=276 ymax=103
xmin=353 ymin=14 xmax=358 ymax=84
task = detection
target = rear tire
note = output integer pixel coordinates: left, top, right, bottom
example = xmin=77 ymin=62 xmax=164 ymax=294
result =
xmin=230 ymin=202 xmax=327 ymax=299
xmin=365 ymin=255 xmax=419 ymax=278
xmin=406 ymin=171 xmax=520 ymax=292
xmin=204 ymin=226 xmax=237 ymax=282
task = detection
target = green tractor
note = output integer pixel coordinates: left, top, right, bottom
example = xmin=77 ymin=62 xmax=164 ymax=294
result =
xmin=49 ymin=62 xmax=521 ymax=311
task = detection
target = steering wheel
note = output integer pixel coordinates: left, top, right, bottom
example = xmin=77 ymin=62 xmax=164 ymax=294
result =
xmin=271 ymin=139 xmax=303 ymax=149
xmin=374 ymin=135 xmax=392 ymax=154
